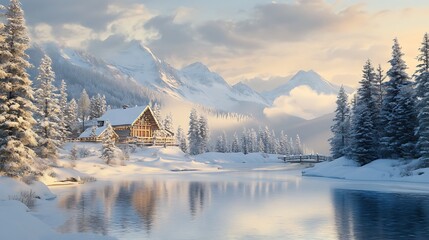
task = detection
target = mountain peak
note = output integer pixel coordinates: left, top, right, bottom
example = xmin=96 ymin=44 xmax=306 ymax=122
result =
xmin=262 ymin=70 xmax=346 ymax=102
xmin=182 ymin=62 xmax=211 ymax=73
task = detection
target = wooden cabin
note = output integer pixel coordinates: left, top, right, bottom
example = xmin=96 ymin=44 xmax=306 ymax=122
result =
xmin=80 ymin=105 xmax=175 ymax=146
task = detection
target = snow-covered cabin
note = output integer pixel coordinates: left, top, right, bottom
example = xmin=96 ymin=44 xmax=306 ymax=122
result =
xmin=79 ymin=105 xmax=175 ymax=145
xmin=78 ymin=125 xmax=119 ymax=142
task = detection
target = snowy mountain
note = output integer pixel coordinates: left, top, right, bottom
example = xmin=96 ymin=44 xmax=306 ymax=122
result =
xmin=262 ymin=70 xmax=352 ymax=102
xmin=87 ymin=39 xmax=269 ymax=111
xmin=27 ymin=45 xmax=158 ymax=108
xmin=28 ymin=41 xmax=271 ymax=111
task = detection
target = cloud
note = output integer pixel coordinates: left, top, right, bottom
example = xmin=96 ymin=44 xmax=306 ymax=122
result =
xmin=263 ymin=86 xmax=336 ymax=120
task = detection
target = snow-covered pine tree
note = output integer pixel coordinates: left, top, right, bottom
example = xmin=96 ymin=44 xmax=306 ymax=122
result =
xmin=231 ymin=132 xmax=240 ymax=153
xmin=270 ymin=130 xmax=278 ymax=154
xmin=58 ymin=80 xmax=70 ymax=139
xmin=375 ymin=65 xmax=385 ymax=113
xmin=153 ymin=103 xmax=163 ymax=128
xmin=329 ymin=86 xmax=351 ymax=159
xmin=380 ymin=39 xmax=417 ymax=159
xmin=415 ymin=33 xmax=429 ymax=164
xmin=100 ymin=95 xmax=107 ymax=117
xmin=89 ymin=95 xmax=97 ymax=120
xmin=241 ymin=128 xmax=249 ymax=154
xmin=176 ymin=125 xmax=187 ymax=153
xmin=101 ymin=122 xmax=119 ymax=165
xmin=199 ymin=115 xmax=209 ymax=154
xmin=70 ymin=144 xmax=78 ymax=167
xmin=188 ymin=108 xmax=200 ymax=155
xmin=295 ymin=134 xmax=303 ymax=155
xmin=415 ymin=33 xmax=429 ymax=100
xmin=34 ymin=54 xmax=62 ymax=161
xmin=257 ymin=127 xmax=264 ymax=153
xmin=215 ymin=134 xmax=226 ymax=153
xmin=89 ymin=93 xmax=106 ymax=119
xmin=65 ymin=98 xmax=78 ymax=135
xmin=351 ymin=60 xmax=378 ymax=164
xmin=249 ymin=128 xmax=258 ymax=153
xmin=164 ymin=113 xmax=173 ymax=132
xmin=289 ymin=137 xmax=295 ymax=155
xmin=0 ymin=0 xmax=39 ymax=178
xmin=279 ymin=131 xmax=290 ymax=156
xmin=78 ymin=89 xmax=90 ymax=132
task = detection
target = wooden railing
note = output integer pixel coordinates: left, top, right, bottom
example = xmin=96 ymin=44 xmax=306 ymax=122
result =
xmin=120 ymin=136 xmax=177 ymax=146
xmin=278 ymin=154 xmax=333 ymax=163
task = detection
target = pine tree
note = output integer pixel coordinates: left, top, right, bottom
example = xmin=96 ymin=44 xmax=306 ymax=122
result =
xmin=101 ymin=123 xmax=118 ymax=165
xmin=281 ymin=131 xmax=291 ymax=156
xmin=164 ymin=113 xmax=173 ymax=132
xmin=380 ymin=39 xmax=417 ymax=159
xmin=351 ymin=60 xmax=378 ymax=164
xmin=65 ymin=98 xmax=78 ymax=135
xmin=199 ymin=115 xmax=209 ymax=154
xmin=176 ymin=125 xmax=187 ymax=153
xmin=78 ymin=89 xmax=90 ymax=132
xmin=249 ymin=128 xmax=258 ymax=153
xmin=257 ymin=127 xmax=264 ymax=153
xmin=58 ymin=80 xmax=70 ymax=139
xmin=89 ymin=95 xmax=97 ymax=120
xmin=415 ymin=33 xmax=429 ymax=164
xmin=153 ymin=103 xmax=163 ymax=128
xmin=241 ymin=128 xmax=249 ymax=154
xmin=215 ymin=132 xmax=228 ymax=153
xmin=415 ymin=33 xmax=429 ymax=99
xmin=215 ymin=135 xmax=226 ymax=153
xmin=231 ymin=132 xmax=240 ymax=152
xmin=0 ymin=0 xmax=39 ymax=178
xmin=295 ymin=134 xmax=303 ymax=155
xmin=34 ymin=54 xmax=62 ymax=161
xmin=329 ymin=86 xmax=351 ymax=159
xmin=188 ymin=108 xmax=200 ymax=155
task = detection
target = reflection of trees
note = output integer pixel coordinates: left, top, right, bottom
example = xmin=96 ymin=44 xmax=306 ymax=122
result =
xmin=189 ymin=182 xmax=206 ymax=217
xmin=332 ymin=189 xmax=429 ymax=240
xmin=54 ymin=175 xmax=292 ymax=237
xmin=57 ymin=188 xmax=109 ymax=235
xmin=132 ymin=181 xmax=161 ymax=233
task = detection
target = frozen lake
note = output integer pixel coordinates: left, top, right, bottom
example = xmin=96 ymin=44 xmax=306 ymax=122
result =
xmin=40 ymin=171 xmax=429 ymax=239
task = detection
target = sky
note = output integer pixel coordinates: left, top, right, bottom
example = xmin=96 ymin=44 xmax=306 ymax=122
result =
xmin=1 ymin=0 xmax=428 ymax=88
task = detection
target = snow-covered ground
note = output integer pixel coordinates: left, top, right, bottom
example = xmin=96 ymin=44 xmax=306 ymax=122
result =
xmin=303 ymin=157 xmax=429 ymax=183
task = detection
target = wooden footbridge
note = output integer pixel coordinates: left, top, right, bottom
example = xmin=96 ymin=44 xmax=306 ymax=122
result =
xmin=278 ymin=154 xmax=332 ymax=163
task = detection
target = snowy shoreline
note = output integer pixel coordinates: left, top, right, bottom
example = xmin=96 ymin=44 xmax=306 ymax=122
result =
xmin=302 ymin=157 xmax=429 ymax=183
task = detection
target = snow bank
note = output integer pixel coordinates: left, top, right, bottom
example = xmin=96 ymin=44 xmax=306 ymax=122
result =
xmin=303 ymin=157 xmax=429 ymax=183
xmin=0 ymin=177 xmax=55 ymax=201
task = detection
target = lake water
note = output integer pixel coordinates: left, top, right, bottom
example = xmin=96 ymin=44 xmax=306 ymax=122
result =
xmin=47 ymin=171 xmax=429 ymax=240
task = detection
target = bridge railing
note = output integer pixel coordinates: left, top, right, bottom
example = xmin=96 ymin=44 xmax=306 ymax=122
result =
xmin=278 ymin=154 xmax=333 ymax=163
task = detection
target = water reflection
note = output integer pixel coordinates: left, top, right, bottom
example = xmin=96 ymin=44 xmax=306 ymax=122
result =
xmin=51 ymin=173 xmax=429 ymax=239
xmin=55 ymin=173 xmax=293 ymax=239
xmin=332 ymin=189 xmax=429 ymax=240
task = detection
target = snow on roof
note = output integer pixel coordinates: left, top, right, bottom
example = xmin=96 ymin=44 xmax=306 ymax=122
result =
xmin=79 ymin=126 xmax=107 ymax=138
xmin=98 ymin=105 xmax=152 ymax=126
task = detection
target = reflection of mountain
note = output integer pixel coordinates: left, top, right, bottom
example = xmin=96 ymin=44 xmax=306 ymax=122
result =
xmin=332 ymin=189 xmax=429 ymax=239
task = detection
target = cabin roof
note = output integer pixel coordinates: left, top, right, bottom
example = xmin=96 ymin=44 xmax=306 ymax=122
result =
xmin=98 ymin=105 xmax=161 ymax=128
xmin=79 ymin=126 xmax=107 ymax=138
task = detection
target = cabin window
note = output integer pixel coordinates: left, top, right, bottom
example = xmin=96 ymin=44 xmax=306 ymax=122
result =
xmin=97 ymin=121 xmax=105 ymax=127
